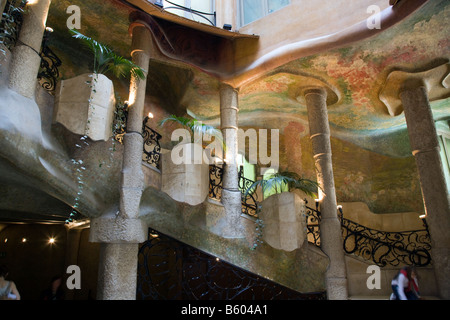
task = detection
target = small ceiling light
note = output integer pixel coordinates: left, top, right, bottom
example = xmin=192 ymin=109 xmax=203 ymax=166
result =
xmin=22 ymin=238 xmax=27 ymax=243
xmin=4 ymin=238 xmax=7 ymax=243
xmin=49 ymin=237 xmax=56 ymax=244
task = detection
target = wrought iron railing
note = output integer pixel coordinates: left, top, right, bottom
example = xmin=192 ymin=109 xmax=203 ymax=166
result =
xmin=142 ymin=119 xmax=162 ymax=169
xmin=209 ymin=164 xmax=223 ymax=200
xmin=137 ymin=228 xmax=326 ymax=300
xmin=338 ymin=211 xmax=432 ymax=267
xmin=37 ymin=28 xmax=61 ymax=93
xmin=163 ymin=0 xmax=216 ymax=26
xmin=304 ymin=204 xmax=432 ymax=267
xmin=208 ymin=165 xmax=259 ymax=218
xmin=305 ymin=199 xmax=321 ymax=247
xmin=238 ymin=167 xmax=258 ymax=218
xmin=0 ymin=0 xmax=26 ymax=50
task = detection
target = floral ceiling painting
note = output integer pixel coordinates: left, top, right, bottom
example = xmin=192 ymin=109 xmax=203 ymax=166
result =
xmin=185 ymin=0 xmax=449 ymax=214
xmin=45 ymin=0 xmax=448 ymax=214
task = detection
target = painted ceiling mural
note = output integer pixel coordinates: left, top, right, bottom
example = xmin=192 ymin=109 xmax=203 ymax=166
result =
xmin=45 ymin=0 xmax=449 ymax=214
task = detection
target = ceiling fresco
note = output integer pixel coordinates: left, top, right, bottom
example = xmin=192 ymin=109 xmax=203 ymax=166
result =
xmin=40 ymin=0 xmax=449 ymax=214
xmin=184 ymin=0 xmax=450 ymax=157
xmin=46 ymin=1 xmax=450 ymax=158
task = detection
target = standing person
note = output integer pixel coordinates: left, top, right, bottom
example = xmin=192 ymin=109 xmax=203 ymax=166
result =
xmin=0 ymin=265 xmax=20 ymax=300
xmin=391 ymin=266 xmax=419 ymax=300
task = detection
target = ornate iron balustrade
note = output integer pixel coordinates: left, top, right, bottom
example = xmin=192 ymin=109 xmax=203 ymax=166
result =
xmin=137 ymin=229 xmax=326 ymax=300
xmin=305 ymin=199 xmax=321 ymax=247
xmin=0 ymin=0 xmax=26 ymax=50
xmin=304 ymin=204 xmax=432 ymax=267
xmin=163 ymin=0 xmax=216 ymax=26
xmin=208 ymin=165 xmax=259 ymax=218
xmin=339 ymin=213 xmax=432 ymax=267
xmin=142 ymin=119 xmax=162 ymax=169
xmin=37 ymin=28 xmax=61 ymax=93
xmin=238 ymin=167 xmax=259 ymax=218
xmin=209 ymin=164 xmax=223 ymax=200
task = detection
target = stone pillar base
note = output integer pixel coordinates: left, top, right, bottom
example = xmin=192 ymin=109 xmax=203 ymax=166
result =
xmin=96 ymin=243 xmax=140 ymax=300
xmin=325 ymin=277 xmax=349 ymax=300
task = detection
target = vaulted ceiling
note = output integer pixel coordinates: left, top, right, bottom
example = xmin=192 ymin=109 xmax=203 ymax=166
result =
xmin=48 ymin=0 xmax=450 ymax=159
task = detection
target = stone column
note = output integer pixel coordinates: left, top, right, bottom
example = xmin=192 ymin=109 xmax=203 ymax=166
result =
xmin=400 ymin=85 xmax=450 ymax=299
xmin=304 ymin=87 xmax=348 ymax=300
xmin=89 ymin=23 xmax=151 ymax=300
xmin=119 ymin=24 xmax=152 ymax=222
xmin=380 ymin=64 xmax=450 ymax=299
xmin=220 ymin=83 xmax=244 ymax=238
xmin=8 ymin=0 xmax=51 ymax=98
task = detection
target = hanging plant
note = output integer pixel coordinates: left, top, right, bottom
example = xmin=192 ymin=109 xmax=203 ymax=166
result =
xmin=69 ymin=29 xmax=145 ymax=80
xmin=65 ymin=30 xmax=144 ymax=224
xmin=245 ymin=169 xmax=319 ymax=199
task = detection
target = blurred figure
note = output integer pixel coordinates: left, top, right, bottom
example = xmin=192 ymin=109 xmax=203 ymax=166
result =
xmin=41 ymin=275 xmax=64 ymax=300
xmin=390 ymin=266 xmax=420 ymax=300
xmin=0 ymin=265 xmax=20 ymax=300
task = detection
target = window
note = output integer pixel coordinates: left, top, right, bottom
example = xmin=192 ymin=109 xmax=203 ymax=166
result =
xmin=162 ymin=0 xmax=216 ymax=26
xmin=239 ymin=0 xmax=290 ymax=26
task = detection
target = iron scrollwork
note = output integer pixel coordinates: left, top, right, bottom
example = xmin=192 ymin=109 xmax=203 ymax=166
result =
xmin=238 ymin=167 xmax=259 ymax=218
xmin=142 ymin=120 xmax=162 ymax=169
xmin=137 ymin=229 xmax=327 ymax=300
xmin=304 ymin=203 xmax=432 ymax=267
xmin=209 ymin=164 xmax=223 ymax=200
xmin=37 ymin=40 xmax=62 ymax=92
xmin=0 ymin=0 xmax=26 ymax=50
xmin=340 ymin=216 xmax=432 ymax=267
xmin=305 ymin=199 xmax=321 ymax=247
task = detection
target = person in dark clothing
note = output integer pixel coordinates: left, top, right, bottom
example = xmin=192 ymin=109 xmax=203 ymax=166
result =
xmin=41 ymin=275 xmax=64 ymax=300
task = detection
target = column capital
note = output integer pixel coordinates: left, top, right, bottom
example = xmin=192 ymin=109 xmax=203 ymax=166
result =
xmin=303 ymin=86 xmax=328 ymax=98
xmin=296 ymin=80 xmax=339 ymax=106
xmin=219 ymin=82 xmax=239 ymax=94
xmin=380 ymin=62 xmax=450 ymax=116
xmin=129 ymin=21 xmax=153 ymax=56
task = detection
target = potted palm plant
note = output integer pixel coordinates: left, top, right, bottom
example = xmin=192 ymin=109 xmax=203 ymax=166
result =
xmin=53 ymin=30 xmax=145 ymax=141
xmin=245 ymin=170 xmax=319 ymax=251
xmin=158 ymin=114 xmax=224 ymax=206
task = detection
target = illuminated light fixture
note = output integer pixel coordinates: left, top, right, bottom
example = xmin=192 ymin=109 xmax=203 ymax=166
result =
xmin=148 ymin=112 xmax=154 ymax=119
xmin=48 ymin=237 xmax=56 ymax=244
xmin=22 ymin=238 xmax=27 ymax=243
xmin=4 ymin=238 xmax=7 ymax=243
xmin=419 ymin=214 xmax=426 ymax=219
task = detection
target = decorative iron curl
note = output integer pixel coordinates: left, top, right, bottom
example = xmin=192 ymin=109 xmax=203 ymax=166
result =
xmin=142 ymin=121 xmax=162 ymax=169
xmin=340 ymin=217 xmax=432 ymax=267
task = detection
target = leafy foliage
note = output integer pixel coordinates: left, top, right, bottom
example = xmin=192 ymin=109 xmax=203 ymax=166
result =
xmin=159 ymin=115 xmax=224 ymax=148
xmin=245 ymin=169 xmax=319 ymax=198
xmin=70 ymin=29 xmax=145 ymax=80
